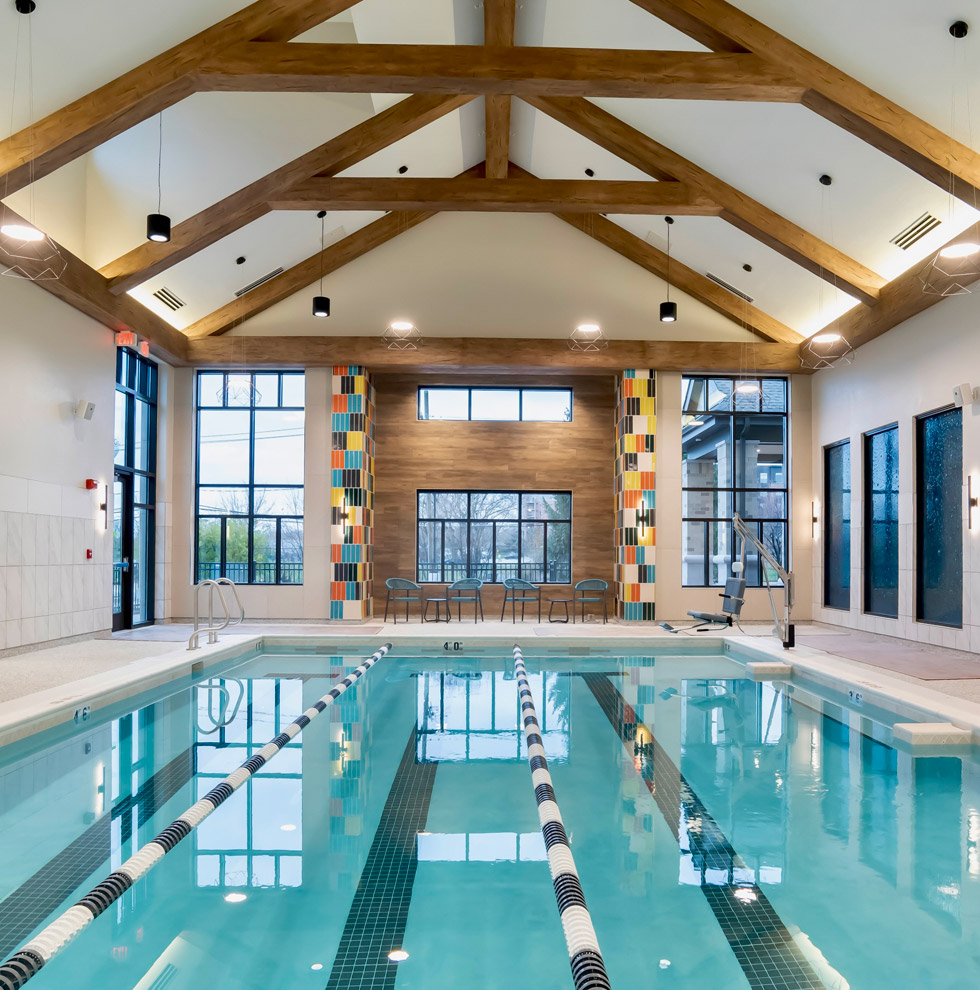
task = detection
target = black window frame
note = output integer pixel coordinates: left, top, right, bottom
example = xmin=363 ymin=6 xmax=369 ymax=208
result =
xmin=915 ymin=405 xmax=963 ymax=628
xmin=680 ymin=376 xmax=789 ymax=588
xmin=417 ymin=386 xmax=573 ymax=422
xmin=863 ymin=423 xmax=899 ymax=618
xmin=195 ymin=371 xmax=306 ymax=586
xmin=823 ymin=438 xmax=851 ymax=611
xmin=114 ymin=347 xmax=157 ymax=627
xmin=416 ymin=489 xmax=572 ymax=584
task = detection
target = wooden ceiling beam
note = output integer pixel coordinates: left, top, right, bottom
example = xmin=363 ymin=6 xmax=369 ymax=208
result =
xmin=0 ymin=209 xmax=188 ymax=364
xmin=0 ymin=0 xmax=363 ymax=197
xmin=182 ymin=210 xmax=435 ymax=339
xmin=186 ymin=334 xmax=804 ymax=373
xmin=484 ymin=0 xmax=517 ymax=179
xmin=525 ymin=95 xmax=886 ymax=307
xmin=628 ymin=0 xmax=980 ymax=204
xmin=99 ymin=94 xmax=473 ymax=295
xmin=197 ymin=45 xmax=804 ymax=101
xmin=269 ymin=176 xmax=720 ymax=214
xmin=556 ymin=210 xmax=802 ymax=344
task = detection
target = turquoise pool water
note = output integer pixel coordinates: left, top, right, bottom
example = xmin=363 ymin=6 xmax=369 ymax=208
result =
xmin=0 ymin=644 xmax=978 ymax=989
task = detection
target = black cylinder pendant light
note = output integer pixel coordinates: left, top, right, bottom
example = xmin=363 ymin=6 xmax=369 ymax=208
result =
xmin=146 ymin=113 xmax=171 ymax=243
xmin=660 ymin=216 xmax=677 ymax=322
xmin=313 ymin=210 xmax=330 ymax=317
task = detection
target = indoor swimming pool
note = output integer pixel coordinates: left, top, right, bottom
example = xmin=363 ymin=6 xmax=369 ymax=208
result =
xmin=0 ymin=642 xmax=978 ymax=989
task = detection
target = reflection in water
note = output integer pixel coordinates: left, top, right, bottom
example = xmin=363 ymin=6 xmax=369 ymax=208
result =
xmin=416 ymin=671 xmax=570 ymax=762
xmin=193 ymin=678 xmax=304 ymax=890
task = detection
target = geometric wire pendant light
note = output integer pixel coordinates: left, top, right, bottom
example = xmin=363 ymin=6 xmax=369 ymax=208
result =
xmin=382 ymin=320 xmax=424 ymax=350
xmin=568 ymin=322 xmax=609 ymax=351
xmin=1 ymin=1 xmax=67 ymax=282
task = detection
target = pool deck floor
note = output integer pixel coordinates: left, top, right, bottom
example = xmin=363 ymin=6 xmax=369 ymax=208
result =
xmin=2 ymin=619 xmax=980 ymax=709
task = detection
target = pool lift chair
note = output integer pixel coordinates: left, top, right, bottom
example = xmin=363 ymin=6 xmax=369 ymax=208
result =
xmin=658 ymin=576 xmax=747 ymax=636
xmin=661 ymin=513 xmax=796 ymax=649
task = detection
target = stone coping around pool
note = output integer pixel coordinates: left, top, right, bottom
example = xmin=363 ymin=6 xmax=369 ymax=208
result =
xmin=722 ymin=635 xmax=980 ymax=745
xmin=3 ymin=631 xmax=980 ymax=750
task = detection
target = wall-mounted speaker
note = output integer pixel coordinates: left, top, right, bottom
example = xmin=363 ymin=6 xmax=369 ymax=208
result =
xmin=74 ymin=400 xmax=96 ymax=421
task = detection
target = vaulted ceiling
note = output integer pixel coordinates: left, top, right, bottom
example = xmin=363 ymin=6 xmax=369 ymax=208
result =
xmin=1 ymin=0 xmax=979 ymax=369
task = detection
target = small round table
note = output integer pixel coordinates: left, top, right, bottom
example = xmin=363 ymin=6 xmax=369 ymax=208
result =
xmin=424 ymin=598 xmax=451 ymax=623
xmin=548 ymin=599 xmax=570 ymax=623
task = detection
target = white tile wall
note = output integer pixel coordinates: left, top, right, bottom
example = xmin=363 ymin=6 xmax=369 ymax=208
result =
xmin=0 ymin=475 xmax=112 ymax=652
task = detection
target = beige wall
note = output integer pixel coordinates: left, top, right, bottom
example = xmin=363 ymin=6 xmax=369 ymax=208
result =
xmin=169 ymin=367 xmax=333 ymax=621
xmin=810 ymin=289 xmax=980 ymax=652
xmin=0 ymin=276 xmax=115 ymax=652
xmin=655 ymin=371 xmax=813 ymax=624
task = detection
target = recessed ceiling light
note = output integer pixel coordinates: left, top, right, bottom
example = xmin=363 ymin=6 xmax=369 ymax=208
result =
xmin=811 ymin=332 xmax=843 ymax=344
xmin=387 ymin=950 xmax=409 ymax=962
xmin=939 ymin=241 xmax=980 ymax=259
xmin=1 ymin=223 xmax=44 ymax=243
xmin=224 ymin=892 xmax=247 ymax=903
xmin=280 ymin=824 xmax=297 ymax=832
xmin=311 ymin=964 xmax=324 ymax=971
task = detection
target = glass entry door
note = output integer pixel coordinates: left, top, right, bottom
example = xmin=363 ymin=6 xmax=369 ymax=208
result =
xmin=113 ymin=348 xmax=157 ymax=631
xmin=113 ymin=473 xmax=131 ymax=631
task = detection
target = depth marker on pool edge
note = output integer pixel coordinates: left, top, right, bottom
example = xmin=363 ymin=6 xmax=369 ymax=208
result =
xmin=512 ymin=644 xmax=612 ymax=990
xmin=0 ymin=644 xmax=393 ymax=990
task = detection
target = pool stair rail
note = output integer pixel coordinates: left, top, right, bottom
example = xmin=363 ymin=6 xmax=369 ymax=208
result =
xmin=188 ymin=577 xmax=245 ymax=650
xmin=0 ymin=643 xmax=393 ymax=990
xmin=512 ymin=644 xmax=612 ymax=990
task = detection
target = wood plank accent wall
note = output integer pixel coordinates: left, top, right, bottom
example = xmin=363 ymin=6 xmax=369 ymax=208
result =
xmin=373 ymin=373 xmax=616 ymax=620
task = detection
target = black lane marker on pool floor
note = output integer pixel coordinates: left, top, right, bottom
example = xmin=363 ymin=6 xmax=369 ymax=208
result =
xmin=582 ymin=674 xmax=827 ymax=990
xmin=0 ymin=747 xmax=193 ymax=959
xmin=325 ymin=725 xmax=436 ymax=990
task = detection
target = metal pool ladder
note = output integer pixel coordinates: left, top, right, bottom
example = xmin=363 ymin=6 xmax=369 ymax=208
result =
xmin=188 ymin=578 xmax=245 ymax=650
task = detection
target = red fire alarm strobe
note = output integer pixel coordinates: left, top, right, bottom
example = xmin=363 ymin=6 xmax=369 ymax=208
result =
xmin=85 ymin=479 xmax=99 ymax=490
xmin=86 ymin=549 xmax=93 ymax=560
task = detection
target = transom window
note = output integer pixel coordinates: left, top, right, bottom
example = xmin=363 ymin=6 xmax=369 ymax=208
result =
xmin=417 ymin=490 xmax=571 ymax=584
xmin=195 ymin=372 xmax=305 ymax=585
xmin=418 ymin=387 xmax=572 ymax=422
xmin=681 ymin=377 xmax=789 ymax=587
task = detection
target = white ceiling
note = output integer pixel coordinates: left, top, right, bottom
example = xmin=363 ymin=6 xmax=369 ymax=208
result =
xmin=2 ymin=0 xmax=979 ymax=342
xmin=231 ymin=212 xmax=760 ymax=341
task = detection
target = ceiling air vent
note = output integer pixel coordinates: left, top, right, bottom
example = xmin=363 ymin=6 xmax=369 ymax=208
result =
xmin=890 ymin=212 xmax=941 ymax=250
xmin=705 ymin=271 xmax=754 ymax=303
xmin=235 ymin=267 xmax=284 ymax=297
xmin=152 ymin=287 xmax=185 ymax=311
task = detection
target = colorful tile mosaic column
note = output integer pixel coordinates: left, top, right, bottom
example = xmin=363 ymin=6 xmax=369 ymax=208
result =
xmin=615 ymin=370 xmax=656 ymax=621
xmin=330 ymin=366 xmax=375 ymax=620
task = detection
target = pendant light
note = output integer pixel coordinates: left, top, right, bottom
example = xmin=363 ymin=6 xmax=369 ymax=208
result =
xmin=568 ymin=322 xmax=608 ymax=351
xmin=917 ymin=20 xmax=980 ymax=296
xmin=801 ymin=174 xmax=854 ymax=369
xmin=383 ymin=320 xmax=423 ymax=349
xmin=312 ymin=210 xmax=330 ymax=318
xmin=145 ymin=112 xmax=171 ymax=242
xmin=659 ymin=217 xmax=677 ymax=322
xmin=1 ymin=0 xmax=67 ymax=281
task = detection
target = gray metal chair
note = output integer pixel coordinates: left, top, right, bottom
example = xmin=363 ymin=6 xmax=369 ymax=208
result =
xmin=447 ymin=578 xmax=485 ymax=622
xmin=384 ymin=577 xmax=423 ymax=623
xmin=573 ymin=579 xmax=609 ymax=624
xmin=500 ymin=577 xmax=542 ymax=623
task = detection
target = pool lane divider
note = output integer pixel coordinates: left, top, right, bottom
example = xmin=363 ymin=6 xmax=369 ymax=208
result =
xmin=0 ymin=643 xmax=393 ymax=990
xmin=512 ymin=645 xmax=612 ymax=990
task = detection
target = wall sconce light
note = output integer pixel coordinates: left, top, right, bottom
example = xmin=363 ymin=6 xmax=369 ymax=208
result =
xmin=811 ymin=500 xmax=819 ymax=539
xmin=970 ymin=477 xmax=978 ymax=531
xmin=100 ymin=484 xmax=108 ymax=531
xmin=637 ymin=498 xmax=654 ymax=539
